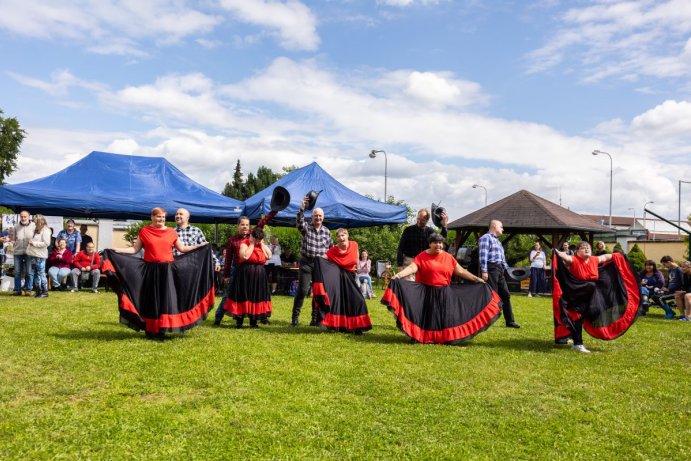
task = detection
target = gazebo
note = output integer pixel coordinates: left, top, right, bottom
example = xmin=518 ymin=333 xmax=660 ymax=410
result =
xmin=448 ymin=190 xmax=612 ymax=251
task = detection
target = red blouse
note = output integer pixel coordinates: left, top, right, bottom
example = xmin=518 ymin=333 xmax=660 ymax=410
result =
xmin=139 ymin=226 xmax=178 ymax=263
xmin=326 ymin=241 xmax=359 ymax=272
xmin=240 ymin=239 xmax=267 ymax=265
xmin=568 ymin=255 xmax=599 ymax=281
xmin=413 ymin=250 xmax=457 ymax=286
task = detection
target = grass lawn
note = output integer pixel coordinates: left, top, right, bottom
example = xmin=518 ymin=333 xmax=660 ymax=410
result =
xmin=0 ymin=289 xmax=689 ymax=460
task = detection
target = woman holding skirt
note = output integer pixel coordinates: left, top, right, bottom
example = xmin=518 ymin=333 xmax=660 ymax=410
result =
xmin=223 ymin=227 xmax=273 ymax=328
xmin=381 ymin=233 xmax=502 ymax=345
xmin=312 ymin=228 xmax=372 ymax=334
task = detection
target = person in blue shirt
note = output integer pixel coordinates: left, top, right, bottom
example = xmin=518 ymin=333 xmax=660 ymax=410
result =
xmin=56 ymin=219 xmax=82 ymax=254
xmin=479 ymin=219 xmax=520 ymax=328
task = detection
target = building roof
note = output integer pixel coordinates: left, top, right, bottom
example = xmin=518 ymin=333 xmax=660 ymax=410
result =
xmin=448 ymin=189 xmax=611 ymax=233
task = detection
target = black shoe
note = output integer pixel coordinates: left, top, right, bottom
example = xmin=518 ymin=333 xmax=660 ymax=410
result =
xmin=213 ymin=319 xmax=221 ymax=326
xmin=309 ymin=320 xmax=318 ymax=327
xmin=260 ymin=318 xmax=271 ymax=325
xmin=506 ymin=322 xmax=521 ymax=329
xmin=290 ymin=321 xmax=298 ymax=327
xmin=555 ymin=338 xmax=569 ymax=345
xmin=353 ymin=329 xmax=363 ymax=336
xmin=38 ymin=291 xmax=49 ymax=298
xmin=249 ymin=323 xmax=259 ymax=329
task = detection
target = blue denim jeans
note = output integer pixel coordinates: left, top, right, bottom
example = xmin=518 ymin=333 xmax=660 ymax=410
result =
xmin=31 ymin=257 xmax=48 ymax=292
xmin=48 ymin=266 xmax=71 ymax=288
xmin=14 ymin=254 xmax=33 ymax=292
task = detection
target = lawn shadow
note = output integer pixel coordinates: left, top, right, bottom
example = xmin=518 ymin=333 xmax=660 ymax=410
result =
xmin=50 ymin=329 xmax=142 ymax=342
xmin=472 ymin=337 xmax=564 ymax=353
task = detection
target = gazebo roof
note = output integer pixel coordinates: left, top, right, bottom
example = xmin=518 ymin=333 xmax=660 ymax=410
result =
xmin=448 ymin=189 xmax=611 ymax=233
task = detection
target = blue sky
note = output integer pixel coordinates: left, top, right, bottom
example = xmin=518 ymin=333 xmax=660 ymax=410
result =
xmin=1 ymin=0 xmax=690 ymax=223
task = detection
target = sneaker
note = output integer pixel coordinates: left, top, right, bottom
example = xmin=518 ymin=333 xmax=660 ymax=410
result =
xmin=91 ymin=289 xmax=99 ymax=293
xmin=527 ymin=293 xmax=532 ymax=298
xmin=678 ymin=316 xmax=688 ymax=321
xmin=70 ymin=288 xmax=77 ymax=293
xmin=571 ymin=344 xmax=591 ymax=353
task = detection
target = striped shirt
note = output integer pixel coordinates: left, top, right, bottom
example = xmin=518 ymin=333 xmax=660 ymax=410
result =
xmin=296 ymin=210 xmax=333 ymax=259
xmin=174 ymin=225 xmax=219 ymax=266
xmin=479 ymin=232 xmax=508 ymax=273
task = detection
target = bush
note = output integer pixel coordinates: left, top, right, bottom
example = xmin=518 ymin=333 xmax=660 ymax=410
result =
xmin=627 ymin=243 xmax=647 ymax=272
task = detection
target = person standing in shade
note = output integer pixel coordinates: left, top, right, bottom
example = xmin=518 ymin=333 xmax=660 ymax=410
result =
xmin=292 ymin=196 xmax=333 ymax=327
xmin=528 ymin=241 xmax=547 ymax=297
xmin=79 ymin=224 xmax=93 ymax=250
xmin=479 ymin=219 xmax=520 ymax=328
xmin=56 ymin=219 xmax=82 ymax=255
xmin=397 ymin=208 xmax=447 ymax=280
xmin=12 ymin=210 xmax=36 ymax=296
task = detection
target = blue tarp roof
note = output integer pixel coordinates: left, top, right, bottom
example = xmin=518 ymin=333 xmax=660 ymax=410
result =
xmin=0 ymin=151 xmax=243 ymax=223
xmin=243 ymin=162 xmax=408 ymax=228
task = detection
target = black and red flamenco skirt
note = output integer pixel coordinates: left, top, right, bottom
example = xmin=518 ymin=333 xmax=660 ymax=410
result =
xmin=101 ymin=246 xmax=215 ymax=334
xmin=381 ymin=279 xmax=502 ymax=345
xmin=552 ymin=252 xmax=640 ymax=341
xmin=221 ymin=263 xmax=272 ymax=322
xmin=312 ymin=258 xmax=372 ymax=333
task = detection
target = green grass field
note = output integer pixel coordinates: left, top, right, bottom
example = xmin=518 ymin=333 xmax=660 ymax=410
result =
xmin=0 ymin=289 xmax=688 ymax=460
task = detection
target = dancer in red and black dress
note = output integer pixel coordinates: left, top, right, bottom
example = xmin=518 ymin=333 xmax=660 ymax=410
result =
xmin=103 ymin=207 xmax=214 ymax=340
xmin=312 ymin=228 xmax=372 ymax=334
xmin=222 ymin=227 xmax=273 ymax=328
xmin=553 ymin=241 xmax=640 ymax=353
xmin=381 ymin=233 xmax=501 ymax=345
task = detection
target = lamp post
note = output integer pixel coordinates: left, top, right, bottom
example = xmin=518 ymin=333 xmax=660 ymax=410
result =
xmin=643 ymin=201 xmax=654 ymax=240
xmin=679 ymin=180 xmax=691 ymax=234
xmin=472 ymin=184 xmax=487 ymax=207
xmin=369 ymin=149 xmax=387 ymax=201
xmin=592 ymin=150 xmax=613 ymax=227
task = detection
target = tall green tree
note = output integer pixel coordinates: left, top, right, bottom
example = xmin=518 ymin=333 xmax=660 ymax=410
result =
xmin=222 ymin=160 xmax=245 ymax=199
xmin=222 ymin=161 xmax=284 ymax=200
xmin=0 ymin=109 xmax=26 ymax=184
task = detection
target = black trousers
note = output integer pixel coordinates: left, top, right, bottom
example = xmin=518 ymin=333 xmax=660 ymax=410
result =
xmin=292 ymin=258 xmax=317 ymax=323
xmin=486 ymin=263 xmax=516 ymax=325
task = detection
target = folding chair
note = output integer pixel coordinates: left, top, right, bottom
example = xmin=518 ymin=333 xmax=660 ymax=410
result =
xmin=375 ymin=260 xmax=389 ymax=288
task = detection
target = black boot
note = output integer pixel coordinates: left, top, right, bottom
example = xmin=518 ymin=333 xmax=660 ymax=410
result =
xmin=236 ymin=317 xmax=244 ymax=329
xmin=249 ymin=318 xmax=259 ymax=328
xmin=309 ymin=307 xmax=319 ymax=327
xmin=291 ymin=305 xmax=301 ymax=327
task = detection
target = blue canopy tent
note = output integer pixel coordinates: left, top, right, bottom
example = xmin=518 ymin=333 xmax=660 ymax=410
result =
xmin=243 ymin=162 xmax=407 ymax=228
xmin=0 ymin=151 xmax=243 ymax=223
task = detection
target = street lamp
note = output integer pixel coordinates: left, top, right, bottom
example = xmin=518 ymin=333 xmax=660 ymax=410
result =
xmin=472 ymin=184 xmax=487 ymax=207
xmin=643 ymin=201 xmax=654 ymax=240
xmin=369 ymin=149 xmax=387 ymax=201
xmin=592 ymin=150 xmax=613 ymax=227
xmin=679 ymin=180 xmax=691 ymax=234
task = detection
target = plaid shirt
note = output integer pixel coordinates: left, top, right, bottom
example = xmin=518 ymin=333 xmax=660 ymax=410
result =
xmin=296 ymin=210 xmax=333 ymax=259
xmin=174 ymin=225 xmax=219 ymax=266
xmin=479 ymin=232 xmax=508 ymax=273
xmin=396 ymin=224 xmax=447 ymax=266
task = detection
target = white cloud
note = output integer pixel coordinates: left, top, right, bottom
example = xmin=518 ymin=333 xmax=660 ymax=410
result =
xmin=7 ymin=69 xmax=108 ymax=96
xmin=377 ymin=0 xmax=443 ymax=6
xmin=527 ymin=0 xmax=691 ymax=82
xmin=219 ymin=0 xmax=319 ymax=51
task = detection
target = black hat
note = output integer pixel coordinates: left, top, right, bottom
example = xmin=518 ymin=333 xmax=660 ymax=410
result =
xmin=431 ymin=203 xmax=446 ymax=228
xmin=270 ymin=186 xmax=291 ymax=212
xmin=305 ymin=190 xmax=322 ymax=211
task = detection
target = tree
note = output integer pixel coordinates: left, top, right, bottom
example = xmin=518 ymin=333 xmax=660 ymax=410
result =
xmin=627 ymin=243 xmax=646 ymax=272
xmin=221 ymin=161 xmax=284 ymax=200
xmin=0 ymin=109 xmax=26 ymax=184
xmin=222 ymin=160 xmax=245 ymax=199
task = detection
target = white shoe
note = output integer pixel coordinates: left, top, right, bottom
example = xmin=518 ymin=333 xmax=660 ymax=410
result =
xmin=527 ymin=293 xmax=532 ymax=298
xmin=571 ymin=344 xmax=591 ymax=353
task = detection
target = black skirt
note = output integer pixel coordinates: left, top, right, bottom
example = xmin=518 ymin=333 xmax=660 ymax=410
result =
xmin=552 ymin=252 xmax=640 ymax=341
xmin=312 ymin=258 xmax=372 ymax=332
xmin=381 ymin=279 xmax=501 ymax=345
xmin=222 ymin=263 xmax=272 ymax=321
xmin=102 ymin=246 xmax=215 ymax=334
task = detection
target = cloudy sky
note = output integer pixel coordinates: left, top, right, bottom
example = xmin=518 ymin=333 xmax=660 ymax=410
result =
xmin=1 ymin=0 xmax=690 ymax=223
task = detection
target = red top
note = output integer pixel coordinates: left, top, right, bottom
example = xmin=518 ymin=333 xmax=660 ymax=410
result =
xmin=73 ymin=250 xmax=102 ymax=270
xmin=239 ymin=239 xmax=267 ymax=265
xmin=568 ymin=255 xmax=599 ymax=281
xmin=48 ymin=248 xmax=73 ymax=269
xmin=413 ymin=250 xmax=457 ymax=286
xmin=139 ymin=226 xmax=178 ymax=263
xmin=326 ymin=241 xmax=359 ymax=272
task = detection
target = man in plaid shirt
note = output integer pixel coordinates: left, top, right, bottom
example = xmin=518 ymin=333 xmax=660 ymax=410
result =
xmin=291 ymin=196 xmax=333 ymax=327
xmin=174 ymin=208 xmax=220 ymax=270
xmin=479 ymin=219 xmax=520 ymax=328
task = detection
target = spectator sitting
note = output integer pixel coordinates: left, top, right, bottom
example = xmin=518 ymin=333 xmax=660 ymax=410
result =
xmin=281 ymin=247 xmax=297 ymax=266
xmin=639 ymin=259 xmax=665 ymax=315
xmin=48 ymin=237 xmax=73 ymax=290
xmin=356 ymin=249 xmax=375 ymax=299
xmin=659 ymin=255 xmax=684 ymax=319
xmin=70 ymin=242 xmax=102 ymax=293
xmin=79 ymin=224 xmax=93 ymax=250
xmin=56 ymin=219 xmax=82 ymax=254
xmin=677 ymin=261 xmax=691 ymax=321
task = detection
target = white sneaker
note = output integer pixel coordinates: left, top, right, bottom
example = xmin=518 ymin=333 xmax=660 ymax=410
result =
xmin=571 ymin=344 xmax=591 ymax=353
xmin=527 ymin=293 xmax=532 ymax=298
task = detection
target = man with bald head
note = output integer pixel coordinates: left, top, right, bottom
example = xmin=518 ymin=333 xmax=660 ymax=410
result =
xmin=479 ymin=219 xmax=520 ymax=328
xmin=291 ymin=198 xmax=333 ymax=327
xmin=174 ymin=208 xmax=220 ymax=270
